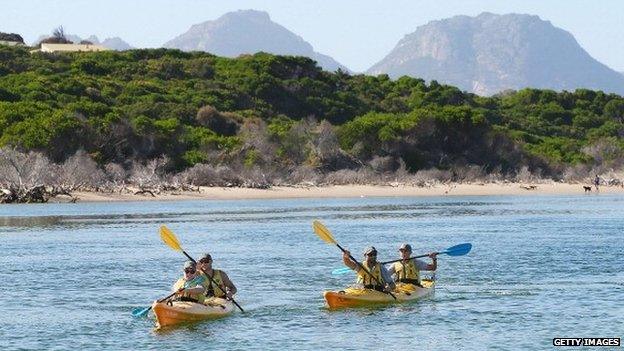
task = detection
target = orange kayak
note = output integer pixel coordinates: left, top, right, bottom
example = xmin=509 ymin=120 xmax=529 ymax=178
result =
xmin=323 ymin=280 xmax=435 ymax=309
xmin=152 ymin=297 xmax=234 ymax=328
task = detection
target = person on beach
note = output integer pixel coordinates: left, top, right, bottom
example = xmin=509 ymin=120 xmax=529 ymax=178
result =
xmin=342 ymin=246 xmax=395 ymax=292
xmin=197 ymin=253 xmax=237 ymax=299
xmin=387 ymin=243 xmax=437 ymax=286
xmin=594 ymin=174 xmax=601 ymax=191
xmin=173 ymin=261 xmax=207 ymax=303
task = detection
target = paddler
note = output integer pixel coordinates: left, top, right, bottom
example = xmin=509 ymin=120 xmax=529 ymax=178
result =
xmin=197 ymin=253 xmax=238 ymax=299
xmin=387 ymin=243 xmax=437 ymax=286
xmin=173 ymin=261 xmax=207 ymax=303
xmin=342 ymin=246 xmax=395 ymax=292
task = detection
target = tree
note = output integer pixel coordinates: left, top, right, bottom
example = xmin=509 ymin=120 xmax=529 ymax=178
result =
xmin=603 ymin=99 xmax=624 ymax=123
xmin=59 ymin=150 xmax=106 ymax=190
xmin=40 ymin=26 xmax=73 ymax=45
xmin=0 ymin=32 xmax=24 ymax=44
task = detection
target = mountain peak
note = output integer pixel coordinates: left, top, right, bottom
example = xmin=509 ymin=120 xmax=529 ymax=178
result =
xmin=368 ymin=12 xmax=624 ymax=95
xmin=222 ymin=9 xmax=271 ymax=22
xmin=163 ymin=9 xmax=348 ymax=72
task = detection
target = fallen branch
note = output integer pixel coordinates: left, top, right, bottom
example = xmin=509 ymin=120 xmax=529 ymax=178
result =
xmin=134 ymin=189 xmax=156 ymax=197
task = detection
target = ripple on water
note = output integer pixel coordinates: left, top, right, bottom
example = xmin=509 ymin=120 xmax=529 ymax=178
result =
xmin=1 ymin=195 xmax=623 ymax=350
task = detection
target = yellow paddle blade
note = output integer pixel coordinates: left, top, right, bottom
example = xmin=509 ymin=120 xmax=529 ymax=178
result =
xmin=159 ymin=225 xmax=182 ymax=251
xmin=312 ymin=220 xmax=336 ymax=244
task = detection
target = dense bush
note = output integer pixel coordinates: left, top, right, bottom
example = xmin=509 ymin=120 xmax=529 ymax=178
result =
xmin=0 ymin=46 xmax=622 ymax=180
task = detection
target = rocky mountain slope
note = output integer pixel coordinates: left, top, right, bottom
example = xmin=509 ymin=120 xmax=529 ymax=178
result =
xmin=368 ymin=13 xmax=624 ymax=95
xmin=163 ymin=9 xmax=348 ymax=72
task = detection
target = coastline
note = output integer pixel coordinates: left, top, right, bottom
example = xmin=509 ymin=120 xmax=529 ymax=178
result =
xmin=60 ymin=182 xmax=624 ymax=203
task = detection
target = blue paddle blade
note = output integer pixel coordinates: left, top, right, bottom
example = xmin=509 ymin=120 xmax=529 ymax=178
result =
xmin=331 ymin=267 xmax=353 ymax=275
xmin=132 ymin=306 xmax=151 ymax=318
xmin=443 ymin=243 xmax=472 ymax=256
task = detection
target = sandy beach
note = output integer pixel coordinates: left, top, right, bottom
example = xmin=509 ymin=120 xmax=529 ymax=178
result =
xmin=64 ymin=182 xmax=624 ymax=203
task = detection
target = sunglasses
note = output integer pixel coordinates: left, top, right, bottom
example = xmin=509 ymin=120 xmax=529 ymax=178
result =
xmin=184 ymin=268 xmax=196 ymax=274
xmin=199 ymin=259 xmax=211 ymax=264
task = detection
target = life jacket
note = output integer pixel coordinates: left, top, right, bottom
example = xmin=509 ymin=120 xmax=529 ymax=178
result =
xmin=201 ymin=269 xmax=226 ymax=298
xmin=356 ymin=261 xmax=384 ymax=291
xmin=392 ymin=260 xmax=420 ymax=285
xmin=173 ymin=275 xmax=206 ymax=303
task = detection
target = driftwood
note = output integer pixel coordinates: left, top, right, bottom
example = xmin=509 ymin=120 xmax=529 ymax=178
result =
xmin=1 ymin=185 xmax=47 ymax=203
xmin=0 ymin=184 xmax=80 ymax=203
xmin=131 ymin=183 xmax=202 ymax=197
xmin=49 ymin=186 xmax=79 ymax=203
xmin=134 ymin=189 xmax=156 ymax=197
xmin=1 ymin=187 xmax=18 ymax=203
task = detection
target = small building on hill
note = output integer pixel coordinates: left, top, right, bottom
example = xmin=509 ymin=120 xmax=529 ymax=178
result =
xmin=0 ymin=40 xmax=23 ymax=46
xmin=35 ymin=43 xmax=109 ymax=53
xmin=0 ymin=32 xmax=25 ymax=46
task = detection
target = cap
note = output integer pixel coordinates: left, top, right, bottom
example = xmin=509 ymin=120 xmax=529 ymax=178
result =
xmin=199 ymin=253 xmax=212 ymax=262
xmin=183 ymin=261 xmax=196 ymax=269
xmin=364 ymin=246 xmax=378 ymax=256
xmin=399 ymin=243 xmax=412 ymax=252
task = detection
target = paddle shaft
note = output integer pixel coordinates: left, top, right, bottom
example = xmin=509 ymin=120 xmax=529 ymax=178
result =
xmin=381 ymin=243 xmax=471 ymax=265
xmin=336 ymin=243 xmax=397 ymax=300
xmin=135 ymin=290 xmax=178 ymax=316
xmin=158 ymin=290 xmax=178 ymax=303
xmin=182 ymin=251 xmax=245 ymax=313
xmin=381 ymin=252 xmax=436 ymax=265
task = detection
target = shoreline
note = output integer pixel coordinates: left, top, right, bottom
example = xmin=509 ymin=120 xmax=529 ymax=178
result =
xmin=56 ymin=182 xmax=624 ymax=203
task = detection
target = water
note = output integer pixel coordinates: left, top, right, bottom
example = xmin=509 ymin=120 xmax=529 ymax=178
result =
xmin=1 ymin=195 xmax=622 ymax=350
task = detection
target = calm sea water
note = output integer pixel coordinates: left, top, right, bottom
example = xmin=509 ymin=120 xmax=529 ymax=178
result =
xmin=1 ymin=195 xmax=622 ymax=350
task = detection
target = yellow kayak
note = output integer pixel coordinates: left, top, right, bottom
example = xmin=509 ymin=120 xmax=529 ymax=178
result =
xmin=152 ymin=297 xmax=234 ymax=328
xmin=323 ymin=280 xmax=435 ymax=309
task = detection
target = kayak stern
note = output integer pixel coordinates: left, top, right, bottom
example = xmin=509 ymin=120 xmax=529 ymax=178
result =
xmin=152 ymin=298 xmax=234 ymax=328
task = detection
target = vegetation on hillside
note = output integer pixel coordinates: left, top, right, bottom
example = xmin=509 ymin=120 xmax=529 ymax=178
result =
xmin=0 ymin=32 xmax=25 ymax=44
xmin=0 ymin=46 xmax=623 ymax=201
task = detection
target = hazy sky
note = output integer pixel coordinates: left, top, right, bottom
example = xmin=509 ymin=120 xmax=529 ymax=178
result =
xmin=3 ymin=0 xmax=623 ymax=72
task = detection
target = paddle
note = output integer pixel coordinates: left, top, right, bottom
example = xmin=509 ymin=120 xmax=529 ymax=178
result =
xmin=132 ymin=290 xmax=179 ymax=318
xmin=381 ymin=243 xmax=472 ymax=265
xmin=312 ymin=220 xmax=397 ymax=300
xmin=331 ymin=267 xmax=354 ymax=276
xmin=159 ymin=225 xmax=245 ymax=313
xmin=331 ymin=243 xmax=472 ymax=275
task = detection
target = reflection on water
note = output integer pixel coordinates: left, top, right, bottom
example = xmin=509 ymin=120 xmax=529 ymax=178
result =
xmin=0 ymin=199 xmax=584 ymax=231
xmin=0 ymin=195 xmax=622 ymax=350
xmin=0 ymin=215 xmax=62 ymax=228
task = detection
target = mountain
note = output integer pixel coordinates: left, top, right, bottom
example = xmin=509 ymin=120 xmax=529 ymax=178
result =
xmin=368 ymin=13 xmax=624 ymax=96
xmin=163 ymin=9 xmax=348 ymax=72
xmin=100 ymin=37 xmax=134 ymax=51
xmin=33 ymin=34 xmax=133 ymax=50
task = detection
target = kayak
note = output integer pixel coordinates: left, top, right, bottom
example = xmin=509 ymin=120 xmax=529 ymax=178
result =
xmin=152 ymin=297 xmax=234 ymax=328
xmin=323 ymin=279 xmax=435 ymax=309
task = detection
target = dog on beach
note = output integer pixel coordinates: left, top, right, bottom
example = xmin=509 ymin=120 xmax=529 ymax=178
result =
xmin=583 ymin=186 xmax=592 ymax=192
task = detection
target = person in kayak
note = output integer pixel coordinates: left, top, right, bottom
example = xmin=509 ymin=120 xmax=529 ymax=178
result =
xmin=387 ymin=243 xmax=437 ymax=286
xmin=342 ymin=246 xmax=395 ymax=292
xmin=173 ymin=261 xmax=207 ymax=303
xmin=197 ymin=253 xmax=237 ymax=299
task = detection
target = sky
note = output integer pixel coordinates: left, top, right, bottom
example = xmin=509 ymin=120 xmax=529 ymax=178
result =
xmin=2 ymin=0 xmax=624 ymax=73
